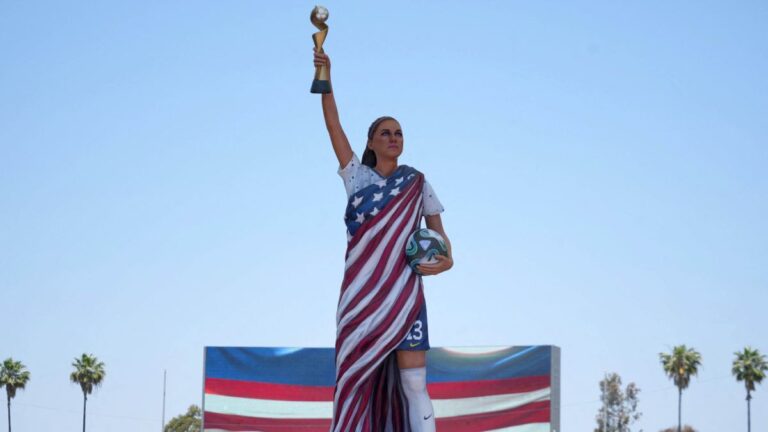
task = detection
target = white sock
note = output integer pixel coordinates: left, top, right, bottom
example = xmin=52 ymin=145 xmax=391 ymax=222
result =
xmin=400 ymin=367 xmax=436 ymax=432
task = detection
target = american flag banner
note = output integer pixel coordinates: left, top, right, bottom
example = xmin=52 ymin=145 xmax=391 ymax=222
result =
xmin=202 ymin=345 xmax=561 ymax=432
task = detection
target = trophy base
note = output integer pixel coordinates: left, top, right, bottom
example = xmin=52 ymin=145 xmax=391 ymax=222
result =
xmin=310 ymin=79 xmax=332 ymax=94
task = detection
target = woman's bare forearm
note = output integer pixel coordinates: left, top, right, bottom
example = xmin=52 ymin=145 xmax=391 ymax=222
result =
xmin=322 ymin=90 xmax=341 ymax=129
xmin=320 ymin=81 xmax=352 ymax=167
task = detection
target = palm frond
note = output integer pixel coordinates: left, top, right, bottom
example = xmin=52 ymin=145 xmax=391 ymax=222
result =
xmin=733 ymin=346 xmax=768 ymax=395
xmin=659 ymin=345 xmax=702 ymax=391
xmin=70 ymin=353 xmax=107 ymax=396
xmin=0 ymin=357 xmax=32 ymax=400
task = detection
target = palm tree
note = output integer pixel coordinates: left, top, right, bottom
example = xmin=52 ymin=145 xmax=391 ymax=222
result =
xmin=0 ymin=358 xmax=31 ymax=432
xmin=732 ymin=347 xmax=768 ymax=432
xmin=659 ymin=345 xmax=701 ymax=432
xmin=70 ymin=354 xmax=106 ymax=432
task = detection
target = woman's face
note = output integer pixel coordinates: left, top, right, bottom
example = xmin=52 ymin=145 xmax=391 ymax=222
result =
xmin=368 ymin=119 xmax=403 ymax=161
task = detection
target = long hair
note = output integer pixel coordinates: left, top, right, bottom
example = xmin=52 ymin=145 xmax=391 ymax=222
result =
xmin=362 ymin=116 xmax=398 ymax=168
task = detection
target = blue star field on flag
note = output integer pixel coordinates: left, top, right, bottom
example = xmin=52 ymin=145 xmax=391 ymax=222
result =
xmin=344 ymin=166 xmax=419 ymax=238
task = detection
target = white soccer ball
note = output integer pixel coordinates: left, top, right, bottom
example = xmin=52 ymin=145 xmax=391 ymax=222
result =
xmin=405 ymin=228 xmax=448 ymax=274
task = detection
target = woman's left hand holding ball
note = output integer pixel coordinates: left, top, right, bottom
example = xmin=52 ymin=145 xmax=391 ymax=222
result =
xmin=417 ymin=255 xmax=453 ymax=276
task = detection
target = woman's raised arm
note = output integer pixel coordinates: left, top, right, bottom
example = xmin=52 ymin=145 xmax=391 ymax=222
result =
xmin=314 ymin=49 xmax=353 ymax=167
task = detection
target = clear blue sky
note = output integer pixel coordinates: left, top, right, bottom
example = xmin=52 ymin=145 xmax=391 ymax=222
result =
xmin=2 ymin=1 xmax=766 ymax=430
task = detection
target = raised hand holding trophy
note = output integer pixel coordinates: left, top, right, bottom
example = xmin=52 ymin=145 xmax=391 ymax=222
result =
xmin=310 ymin=5 xmax=331 ymax=94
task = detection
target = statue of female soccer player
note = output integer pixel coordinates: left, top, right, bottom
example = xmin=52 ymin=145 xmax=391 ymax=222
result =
xmin=314 ymin=48 xmax=454 ymax=432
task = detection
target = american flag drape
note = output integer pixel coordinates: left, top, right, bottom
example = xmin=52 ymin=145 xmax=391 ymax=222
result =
xmin=202 ymin=346 xmax=560 ymax=431
xmin=334 ymin=165 xmax=425 ymax=431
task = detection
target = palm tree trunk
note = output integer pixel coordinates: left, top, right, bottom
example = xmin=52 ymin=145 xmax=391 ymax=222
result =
xmin=82 ymin=392 xmax=87 ymax=432
xmin=677 ymin=387 xmax=682 ymax=432
xmin=747 ymin=391 xmax=751 ymax=432
xmin=6 ymin=393 xmax=11 ymax=432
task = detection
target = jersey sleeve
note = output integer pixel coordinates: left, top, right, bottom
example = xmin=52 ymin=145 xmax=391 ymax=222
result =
xmin=337 ymin=153 xmax=362 ymax=198
xmin=422 ymin=180 xmax=445 ymax=216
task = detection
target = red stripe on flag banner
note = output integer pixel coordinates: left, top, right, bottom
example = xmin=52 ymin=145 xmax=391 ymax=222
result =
xmin=436 ymin=400 xmax=551 ymax=432
xmin=204 ymin=375 xmax=549 ymax=403
xmin=205 ymin=378 xmax=333 ymax=402
xmin=204 ymin=411 xmax=331 ymax=432
xmin=428 ymin=375 xmax=550 ymax=399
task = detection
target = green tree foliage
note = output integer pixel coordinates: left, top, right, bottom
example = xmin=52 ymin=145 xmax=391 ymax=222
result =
xmin=732 ymin=346 xmax=767 ymax=432
xmin=659 ymin=345 xmax=701 ymax=432
xmin=164 ymin=405 xmax=202 ymax=432
xmin=594 ymin=372 xmax=642 ymax=432
xmin=70 ymin=354 xmax=106 ymax=432
xmin=0 ymin=358 xmax=31 ymax=432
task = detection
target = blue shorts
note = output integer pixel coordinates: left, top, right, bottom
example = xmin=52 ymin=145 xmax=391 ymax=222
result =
xmin=396 ymin=303 xmax=430 ymax=351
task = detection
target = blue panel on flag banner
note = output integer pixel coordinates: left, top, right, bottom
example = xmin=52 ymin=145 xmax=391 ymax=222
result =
xmin=426 ymin=345 xmax=551 ymax=382
xmin=205 ymin=346 xmax=336 ymax=386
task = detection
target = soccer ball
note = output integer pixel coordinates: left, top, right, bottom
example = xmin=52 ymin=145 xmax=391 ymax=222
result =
xmin=405 ymin=228 xmax=448 ymax=274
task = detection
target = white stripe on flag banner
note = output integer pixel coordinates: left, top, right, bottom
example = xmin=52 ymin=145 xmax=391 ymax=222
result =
xmin=205 ymin=387 xmax=550 ymax=421
xmin=205 ymin=394 xmax=332 ymax=419
xmin=434 ymin=387 xmax=550 ymax=418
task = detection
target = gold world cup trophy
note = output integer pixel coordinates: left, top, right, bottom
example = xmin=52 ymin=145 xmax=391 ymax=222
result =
xmin=310 ymin=5 xmax=331 ymax=94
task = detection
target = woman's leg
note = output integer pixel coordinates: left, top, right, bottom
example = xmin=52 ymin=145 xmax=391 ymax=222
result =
xmin=397 ymin=350 xmax=426 ymax=369
xmin=397 ymin=350 xmax=435 ymax=432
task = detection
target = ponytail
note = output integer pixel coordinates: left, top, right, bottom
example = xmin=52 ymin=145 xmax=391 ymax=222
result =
xmin=361 ymin=147 xmax=377 ymax=167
